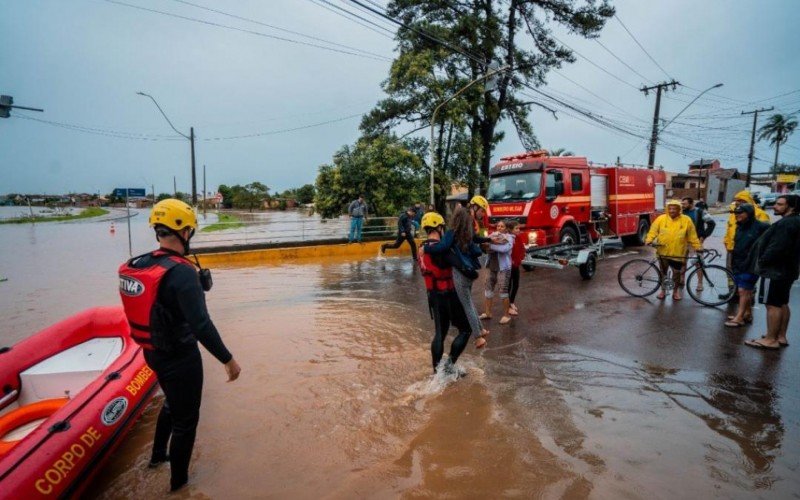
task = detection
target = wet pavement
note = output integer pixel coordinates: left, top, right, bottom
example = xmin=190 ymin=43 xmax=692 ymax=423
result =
xmin=2 ymin=214 xmax=799 ymax=498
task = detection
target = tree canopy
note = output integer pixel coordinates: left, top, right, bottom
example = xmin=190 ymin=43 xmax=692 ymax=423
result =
xmin=361 ymin=0 xmax=614 ymax=200
xmin=758 ymin=113 xmax=798 ymax=171
xmin=314 ymin=135 xmax=428 ymax=218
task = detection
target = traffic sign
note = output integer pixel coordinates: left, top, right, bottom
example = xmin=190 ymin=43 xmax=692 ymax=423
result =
xmin=113 ymin=188 xmax=146 ymax=198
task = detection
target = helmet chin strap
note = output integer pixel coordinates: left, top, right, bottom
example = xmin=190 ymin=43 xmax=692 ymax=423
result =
xmin=156 ymin=226 xmax=195 ymax=254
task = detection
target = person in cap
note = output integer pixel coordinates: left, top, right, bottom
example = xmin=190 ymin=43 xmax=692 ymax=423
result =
xmin=645 ymin=199 xmax=704 ymax=300
xmin=418 ymin=211 xmax=472 ymax=374
xmin=723 ymin=191 xmax=770 ymax=288
xmin=725 ymin=203 xmax=769 ymax=327
xmin=118 ymin=199 xmax=241 ymax=492
xmin=381 ymin=206 xmax=419 ymax=261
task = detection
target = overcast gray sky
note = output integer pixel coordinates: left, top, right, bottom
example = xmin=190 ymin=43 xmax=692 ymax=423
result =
xmin=2 ymin=0 xmax=799 ymax=196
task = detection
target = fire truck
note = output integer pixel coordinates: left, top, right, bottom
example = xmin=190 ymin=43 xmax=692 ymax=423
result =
xmin=486 ymin=150 xmax=666 ymax=279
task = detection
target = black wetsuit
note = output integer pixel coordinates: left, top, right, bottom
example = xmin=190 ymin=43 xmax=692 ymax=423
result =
xmin=132 ymin=251 xmax=232 ymax=491
xmin=381 ymin=212 xmax=417 ymax=260
xmin=422 ymin=242 xmax=471 ymax=372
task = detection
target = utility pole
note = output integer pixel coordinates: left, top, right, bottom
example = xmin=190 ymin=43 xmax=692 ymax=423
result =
xmin=203 ymin=164 xmax=207 ymax=218
xmin=190 ymin=127 xmax=197 ymax=206
xmin=742 ymin=106 xmax=774 ymax=187
xmin=641 ymin=80 xmax=680 ymax=168
xmin=173 ymin=176 xmax=177 ymax=197
xmin=151 ymin=184 xmax=155 ymax=205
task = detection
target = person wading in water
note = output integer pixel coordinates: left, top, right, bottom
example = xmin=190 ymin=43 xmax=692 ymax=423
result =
xmin=118 ymin=199 xmax=241 ymax=492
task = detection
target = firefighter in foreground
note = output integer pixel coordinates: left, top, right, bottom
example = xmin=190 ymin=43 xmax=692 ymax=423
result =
xmin=645 ymin=199 xmax=703 ymax=301
xmin=418 ymin=212 xmax=472 ymax=374
xmin=118 ymin=199 xmax=241 ymax=492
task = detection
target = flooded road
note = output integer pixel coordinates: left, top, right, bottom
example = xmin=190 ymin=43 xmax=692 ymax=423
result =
xmin=2 ymin=215 xmax=799 ymax=498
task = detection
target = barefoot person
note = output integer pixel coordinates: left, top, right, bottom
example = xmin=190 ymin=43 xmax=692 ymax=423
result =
xmin=745 ymin=194 xmax=800 ymax=350
xmin=645 ymin=199 xmax=703 ymax=301
xmin=725 ymin=203 xmax=768 ymax=327
xmin=118 ymin=199 xmax=241 ymax=492
xmin=418 ymin=212 xmax=471 ymax=374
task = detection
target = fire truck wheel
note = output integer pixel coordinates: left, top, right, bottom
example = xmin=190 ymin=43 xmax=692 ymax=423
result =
xmin=624 ymin=219 xmax=650 ymax=246
xmin=579 ymin=252 xmax=597 ymax=280
xmin=559 ymin=226 xmax=578 ymax=245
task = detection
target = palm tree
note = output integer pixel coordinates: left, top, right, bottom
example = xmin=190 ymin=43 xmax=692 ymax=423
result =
xmin=758 ymin=114 xmax=798 ymax=172
xmin=550 ymin=148 xmax=574 ymax=157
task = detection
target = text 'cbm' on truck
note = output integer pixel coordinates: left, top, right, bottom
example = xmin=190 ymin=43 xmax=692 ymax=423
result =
xmin=486 ymin=150 xmax=666 ymax=279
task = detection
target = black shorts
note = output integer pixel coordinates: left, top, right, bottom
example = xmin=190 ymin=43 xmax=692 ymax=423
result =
xmin=658 ymin=257 xmax=684 ymax=272
xmin=758 ymin=278 xmax=794 ymax=307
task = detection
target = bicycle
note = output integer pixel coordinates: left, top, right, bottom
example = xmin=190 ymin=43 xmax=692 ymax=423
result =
xmin=617 ymin=247 xmax=735 ymax=307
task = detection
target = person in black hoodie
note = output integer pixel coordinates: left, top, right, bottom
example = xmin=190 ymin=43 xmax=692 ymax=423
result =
xmin=381 ymin=206 xmax=418 ymax=260
xmin=745 ymin=194 xmax=800 ymax=350
xmin=724 ymin=203 xmax=768 ymax=327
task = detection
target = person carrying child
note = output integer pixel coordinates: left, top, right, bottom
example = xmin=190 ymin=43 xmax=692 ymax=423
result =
xmin=480 ymin=221 xmax=515 ymax=325
xmin=418 ymin=212 xmax=472 ymax=374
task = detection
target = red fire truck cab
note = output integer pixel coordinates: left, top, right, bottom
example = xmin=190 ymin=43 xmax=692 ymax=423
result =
xmin=487 ymin=150 xmax=666 ymax=248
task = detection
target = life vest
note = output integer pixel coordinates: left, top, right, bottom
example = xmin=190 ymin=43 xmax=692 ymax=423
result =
xmin=419 ymin=240 xmax=454 ymax=293
xmin=118 ymin=250 xmax=194 ymax=350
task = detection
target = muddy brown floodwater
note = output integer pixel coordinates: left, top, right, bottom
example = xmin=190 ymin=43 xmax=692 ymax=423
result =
xmin=1 ymin=215 xmax=798 ymax=499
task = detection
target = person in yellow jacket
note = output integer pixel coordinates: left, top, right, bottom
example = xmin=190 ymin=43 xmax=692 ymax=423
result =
xmin=723 ymin=190 xmax=771 ymax=251
xmin=645 ymin=199 xmax=703 ymax=300
xmin=722 ymin=190 xmax=771 ymax=302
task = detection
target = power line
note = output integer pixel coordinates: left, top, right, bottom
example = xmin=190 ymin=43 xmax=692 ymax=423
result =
xmin=200 ymin=112 xmax=365 ymax=140
xmin=167 ymin=0 xmax=392 ymax=61
xmin=593 ymin=39 xmax=655 ymax=84
xmin=614 ymin=14 xmax=673 ymax=80
xmin=307 ymin=0 xmax=396 ymax=39
xmin=14 ymin=114 xmax=185 ymax=141
xmin=102 ymin=0 xmax=391 ymax=62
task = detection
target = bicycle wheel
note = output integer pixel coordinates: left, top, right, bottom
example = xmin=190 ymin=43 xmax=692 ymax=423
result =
xmin=686 ymin=264 xmax=736 ymax=306
xmin=618 ymin=259 xmax=662 ymax=297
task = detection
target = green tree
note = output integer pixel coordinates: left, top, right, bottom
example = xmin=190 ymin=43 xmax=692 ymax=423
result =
xmin=217 ymin=184 xmax=233 ymax=209
xmin=315 ymin=135 xmax=427 ymax=218
xmin=231 ymin=182 xmax=270 ymax=211
xmin=758 ymin=114 xmax=798 ymax=173
xmin=295 ymin=184 xmax=316 ymax=204
xmin=361 ymin=0 xmax=613 ymax=201
xmin=156 ymin=192 xmax=173 ymax=202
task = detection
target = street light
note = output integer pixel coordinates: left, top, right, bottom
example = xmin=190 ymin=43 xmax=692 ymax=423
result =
xmin=660 ymin=83 xmax=724 ymax=134
xmin=429 ymin=65 xmax=510 ymax=206
xmin=136 ymin=92 xmax=197 ymax=205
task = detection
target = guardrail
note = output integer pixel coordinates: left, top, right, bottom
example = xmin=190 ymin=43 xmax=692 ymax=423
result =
xmin=192 ymin=215 xmax=400 ymax=248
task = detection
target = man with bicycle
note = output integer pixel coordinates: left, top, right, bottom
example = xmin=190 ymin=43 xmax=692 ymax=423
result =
xmin=645 ymin=199 xmax=703 ymax=301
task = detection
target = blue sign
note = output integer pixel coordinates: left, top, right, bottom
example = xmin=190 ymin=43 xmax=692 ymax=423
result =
xmin=113 ymin=188 xmax=146 ymax=198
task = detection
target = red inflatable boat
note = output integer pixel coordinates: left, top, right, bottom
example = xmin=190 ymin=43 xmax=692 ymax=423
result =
xmin=0 ymin=306 xmax=158 ymax=498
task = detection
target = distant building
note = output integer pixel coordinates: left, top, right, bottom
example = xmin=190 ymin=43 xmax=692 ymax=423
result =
xmin=669 ymin=159 xmax=747 ymax=205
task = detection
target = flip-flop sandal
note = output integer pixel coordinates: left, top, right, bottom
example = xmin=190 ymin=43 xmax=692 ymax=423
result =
xmin=761 ymin=335 xmax=789 ymax=347
xmin=508 ymin=309 xmax=519 ymax=316
xmin=728 ymin=315 xmax=753 ymax=324
xmin=725 ymin=320 xmax=746 ymax=327
xmin=744 ymin=339 xmax=780 ymax=350
xmin=499 ymin=316 xmax=511 ymax=325
xmin=475 ymin=337 xmax=487 ymax=349
xmin=672 ymin=294 xmax=683 ymax=301
xmin=696 ymin=285 xmax=704 ymax=292
xmin=656 ymin=293 xmax=666 ymax=300
xmin=479 ymin=313 xmax=491 ymax=320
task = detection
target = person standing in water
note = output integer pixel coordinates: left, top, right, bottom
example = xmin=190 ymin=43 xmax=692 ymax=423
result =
xmin=418 ymin=212 xmax=472 ymax=374
xmin=118 ymin=199 xmax=241 ymax=492
xmin=422 ymin=198 xmax=491 ymax=348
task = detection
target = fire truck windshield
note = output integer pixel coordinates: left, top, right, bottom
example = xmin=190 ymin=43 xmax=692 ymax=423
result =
xmin=486 ymin=172 xmax=542 ymax=201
